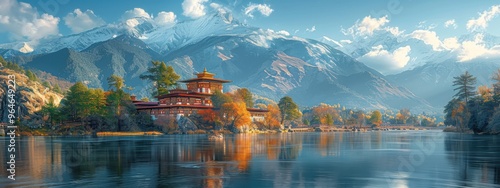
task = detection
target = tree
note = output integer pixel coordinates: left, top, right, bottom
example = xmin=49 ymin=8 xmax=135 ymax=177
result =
xmin=61 ymin=82 xmax=91 ymax=123
xmin=492 ymin=69 xmax=500 ymax=96
xmin=453 ymin=71 xmax=477 ymax=104
xmin=140 ymin=61 xmax=180 ymax=96
xmin=41 ymin=96 xmax=60 ymax=126
xmin=233 ymin=88 xmax=254 ymax=108
xmin=211 ymin=90 xmax=233 ymax=108
xmin=444 ymin=98 xmax=461 ymax=126
xmin=353 ymin=110 xmax=365 ymax=127
xmin=278 ymin=96 xmax=301 ymax=126
xmin=369 ymin=110 xmax=382 ymax=127
xmin=219 ymin=102 xmax=251 ymax=130
xmin=477 ymin=85 xmax=493 ymax=102
xmin=264 ymin=104 xmax=281 ymax=129
xmin=25 ymin=70 xmax=38 ymax=81
xmin=42 ymin=81 xmax=51 ymax=88
xmin=53 ymin=84 xmax=62 ymax=93
xmin=87 ymin=88 xmax=107 ymax=115
xmin=311 ymin=103 xmax=339 ymax=126
xmin=396 ymin=109 xmax=411 ymax=124
xmin=107 ymin=74 xmax=124 ymax=91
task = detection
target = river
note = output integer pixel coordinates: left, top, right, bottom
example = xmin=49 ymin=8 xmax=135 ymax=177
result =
xmin=1 ymin=131 xmax=499 ymax=187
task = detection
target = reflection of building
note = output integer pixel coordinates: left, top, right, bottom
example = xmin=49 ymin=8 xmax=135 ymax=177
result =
xmin=134 ymin=68 xmax=267 ymax=121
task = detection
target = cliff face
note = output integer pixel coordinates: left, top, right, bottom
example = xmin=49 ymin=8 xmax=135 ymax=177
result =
xmin=0 ymin=68 xmax=63 ymax=124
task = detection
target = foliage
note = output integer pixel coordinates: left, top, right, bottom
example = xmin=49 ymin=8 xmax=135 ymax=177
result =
xmin=264 ymin=104 xmax=281 ymax=129
xmin=278 ymin=96 xmax=301 ymax=125
xmin=232 ymin=88 xmax=254 ymax=108
xmin=219 ymin=102 xmax=251 ymax=129
xmin=107 ymin=74 xmax=125 ymax=91
xmin=25 ymin=70 xmax=38 ymax=81
xmin=140 ymin=61 xmax=180 ymax=96
xmin=453 ymin=71 xmax=477 ymax=103
xmin=369 ymin=110 xmax=382 ymax=126
xmin=211 ymin=90 xmax=233 ymax=109
xmin=61 ymin=82 xmax=91 ymax=121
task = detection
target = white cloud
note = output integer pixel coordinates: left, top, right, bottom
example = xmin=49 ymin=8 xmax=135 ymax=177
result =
xmin=409 ymin=30 xmax=443 ymax=51
xmin=444 ymin=19 xmax=457 ymax=29
xmin=122 ymin=8 xmax=151 ymax=20
xmin=343 ymin=16 xmax=389 ymax=36
xmin=357 ymin=45 xmax=411 ymax=75
xmin=244 ymin=3 xmax=273 ymax=18
xmin=443 ymin=37 xmax=460 ymax=50
xmin=155 ymin=11 xmax=176 ymax=27
xmin=64 ymin=9 xmax=105 ymax=33
xmin=0 ymin=0 xmax=59 ymax=41
xmin=457 ymin=33 xmax=500 ymax=62
xmin=467 ymin=5 xmax=500 ymax=31
xmin=182 ymin=0 xmax=208 ymax=19
xmin=306 ymin=25 xmax=316 ymax=32
xmin=277 ymin=30 xmax=290 ymax=36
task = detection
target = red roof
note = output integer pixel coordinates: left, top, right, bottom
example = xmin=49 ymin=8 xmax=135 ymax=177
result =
xmin=179 ymin=77 xmax=231 ymax=83
xmin=136 ymin=104 xmax=213 ymax=110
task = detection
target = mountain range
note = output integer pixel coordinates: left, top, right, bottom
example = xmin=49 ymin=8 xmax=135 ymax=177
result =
xmin=3 ymin=11 xmax=497 ymax=113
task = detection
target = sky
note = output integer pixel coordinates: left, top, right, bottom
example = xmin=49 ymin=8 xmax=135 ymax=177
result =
xmin=1 ymin=0 xmax=500 ymax=74
xmin=1 ymin=0 xmax=499 ymax=43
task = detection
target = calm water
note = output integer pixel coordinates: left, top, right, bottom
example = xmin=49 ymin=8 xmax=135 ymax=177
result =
xmin=1 ymin=131 xmax=500 ymax=188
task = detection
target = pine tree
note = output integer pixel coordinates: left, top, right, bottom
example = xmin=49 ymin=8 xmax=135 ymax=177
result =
xmin=278 ymin=96 xmax=301 ymax=126
xmin=140 ymin=61 xmax=180 ymax=97
xmin=453 ymin=71 xmax=477 ymax=104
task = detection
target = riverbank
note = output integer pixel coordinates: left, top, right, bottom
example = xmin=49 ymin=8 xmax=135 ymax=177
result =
xmin=3 ymin=125 xmax=444 ymax=137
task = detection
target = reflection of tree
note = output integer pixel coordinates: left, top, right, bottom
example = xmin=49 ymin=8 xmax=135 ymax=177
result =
xmin=278 ymin=134 xmax=302 ymax=161
xmin=444 ymin=134 xmax=500 ymax=185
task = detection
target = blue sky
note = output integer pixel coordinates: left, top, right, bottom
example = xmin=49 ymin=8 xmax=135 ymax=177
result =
xmin=0 ymin=0 xmax=500 ymax=60
xmin=0 ymin=0 xmax=499 ymax=44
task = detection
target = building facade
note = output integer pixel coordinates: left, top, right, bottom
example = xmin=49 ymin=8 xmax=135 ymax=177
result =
xmin=134 ymin=69 xmax=267 ymax=121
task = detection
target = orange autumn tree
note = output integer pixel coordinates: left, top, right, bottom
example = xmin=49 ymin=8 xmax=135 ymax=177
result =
xmin=219 ymin=102 xmax=251 ymax=129
xmin=264 ymin=104 xmax=281 ymax=129
xmin=198 ymin=109 xmax=217 ymax=124
xmin=312 ymin=103 xmax=339 ymax=126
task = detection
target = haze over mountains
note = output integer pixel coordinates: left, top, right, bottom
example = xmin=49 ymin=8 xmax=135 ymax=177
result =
xmin=1 ymin=9 xmax=498 ymax=114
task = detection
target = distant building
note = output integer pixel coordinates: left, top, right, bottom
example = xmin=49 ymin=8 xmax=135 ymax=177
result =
xmin=133 ymin=68 xmax=267 ymax=121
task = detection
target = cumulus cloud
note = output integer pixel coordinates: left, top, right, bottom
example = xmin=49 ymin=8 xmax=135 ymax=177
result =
xmin=182 ymin=0 xmax=208 ymax=19
xmin=467 ymin=5 xmax=500 ymax=31
xmin=343 ymin=16 xmax=389 ymax=36
xmin=244 ymin=3 xmax=273 ymax=18
xmin=122 ymin=8 xmax=151 ymax=20
xmin=409 ymin=30 xmax=443 ymax=51
xmin=64 ymin=9 xmax=105 ymax=33
xmin=443 ymin=37 xmax=460 ymax=50
xmin=277 ymin=30 xmax=290 ymax=36
xmin=155 ymin=11 xmax=176 ymax=27
xmin=444 ymin=19 xmax=457 ymax=29
xmin=457 ymin=33 xmax=500 ymax=62
xmin=0 ymin=0 xmax=59 ymax=41
xmin=357 ymin=45 xmax=411 ymax=75
xmin=306 ymin=26 xmax=316 ymax=32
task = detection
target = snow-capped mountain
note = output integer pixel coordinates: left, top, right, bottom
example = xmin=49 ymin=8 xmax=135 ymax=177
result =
xmin=0 ymin=11 xmax=252 ymax=58
xmin=2 ymin=11 xmax=435 ymax=112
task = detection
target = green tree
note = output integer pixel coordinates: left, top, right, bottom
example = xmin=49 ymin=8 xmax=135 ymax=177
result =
xmin=25 ymin=70 xmax=38 ymax=81
xmin=88 ymin=88 xmax=107 ymax=115
xmin=211 ymin=90 xmax=233 ymax=109
xmin=453 ymin=71 xmax=477 ymax=104
xmin=53 ymin=84 xmax=62 ymax=93
xmin=42 ymin=81 xmax=51 ymax=88
xmin=369 ymin=110 xmax=382 ymax=127
xmin=140 ymin=61 xmax=180 ymax=96
xmin=234 ymin=88 xmax=254 ymax=108
xmin=278 ymin=96 xmax=301 ymax=126
xmin=107 ymin=74 xmax=124 ymax=91
xmin=41 ymin=96 xmax=60 ymax=127
xmin=61 ymin=82 xmax=91 ymax=123
xmin=492 ymin=69 xmax=500 ymax=96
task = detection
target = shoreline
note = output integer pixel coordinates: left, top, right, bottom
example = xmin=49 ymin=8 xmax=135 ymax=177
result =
xmin=2 ymin=126 xmax=446 ymax=137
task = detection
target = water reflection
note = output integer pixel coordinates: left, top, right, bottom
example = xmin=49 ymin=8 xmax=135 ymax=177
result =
xmin=0 ymin=132 xmax=499 ymax=187
xmin=444 ymin=133 xmax=500 ymax=186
